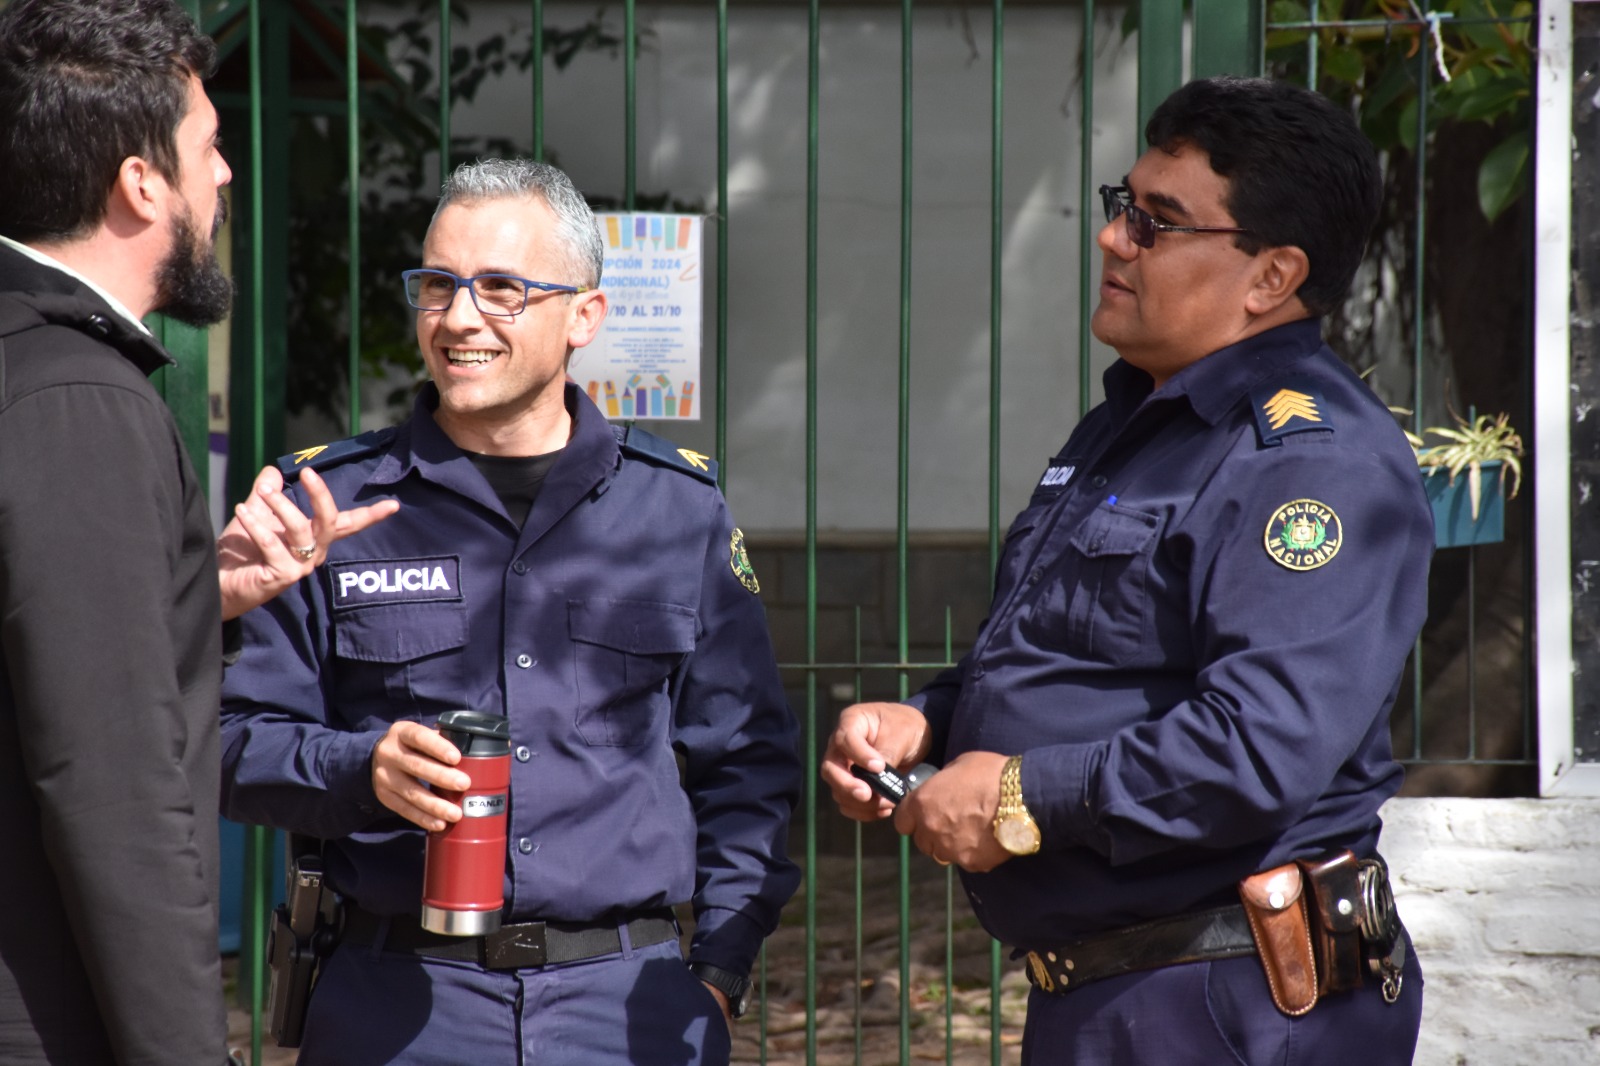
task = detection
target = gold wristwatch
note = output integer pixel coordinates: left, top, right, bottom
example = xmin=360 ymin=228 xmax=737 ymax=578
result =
xmin=992 ymin=754 xmax=1041 ymax=856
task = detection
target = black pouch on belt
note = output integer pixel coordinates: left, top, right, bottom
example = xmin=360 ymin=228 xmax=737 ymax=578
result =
xmin=1296 ymin=851 xmax=1366 ymax=996
xmin=1298 ymin=850 xmax=1407 ymax=1004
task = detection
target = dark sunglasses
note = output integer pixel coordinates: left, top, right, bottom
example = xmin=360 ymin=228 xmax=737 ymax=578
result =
xmin=1099 ymin=184 xmax=1252 ymax=249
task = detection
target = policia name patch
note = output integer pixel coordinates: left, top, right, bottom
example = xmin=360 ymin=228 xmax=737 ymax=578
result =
xmin=1264 ymin=498 xmax=1342 ymax=571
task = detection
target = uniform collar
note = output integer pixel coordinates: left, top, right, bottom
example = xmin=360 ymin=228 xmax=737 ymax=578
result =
xmin=367 ymin=380 xmax=622 ymax=522
xmin=1104 ymin=317 xmax=1325 ymax=428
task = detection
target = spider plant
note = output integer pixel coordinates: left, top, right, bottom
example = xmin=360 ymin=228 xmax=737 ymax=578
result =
xmin=1416 ymin=410 xmax=1524 ymax=522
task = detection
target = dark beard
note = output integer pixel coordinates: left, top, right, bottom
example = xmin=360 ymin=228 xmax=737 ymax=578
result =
xmin=153 ymin=192 xmax=233 ymax=327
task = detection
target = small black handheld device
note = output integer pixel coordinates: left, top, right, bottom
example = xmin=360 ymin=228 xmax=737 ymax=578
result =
xmin=851 ymin=762 xmax=938 ymax=805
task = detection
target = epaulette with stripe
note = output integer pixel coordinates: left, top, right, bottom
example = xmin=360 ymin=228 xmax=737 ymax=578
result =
xmin=274 ymin=426 xmax=398 ymax=482
xmin=612 ymin=424 xmax=718 ymax=485
xmin=1250 ymin=377 xmax=1335 ymax=447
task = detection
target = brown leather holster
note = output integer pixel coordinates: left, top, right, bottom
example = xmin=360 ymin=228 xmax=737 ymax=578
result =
xmin=1238 ymin=863 xmax=1318 ymax=1016
xmin=1240 ymin=850 xmax=1395 ymax=1016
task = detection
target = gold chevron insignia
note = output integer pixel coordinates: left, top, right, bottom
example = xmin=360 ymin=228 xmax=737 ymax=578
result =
xmin=677 ymin=448 xmax=711 ymax=471
xmin=1262 ymin=389 xmax=1322 ymax=431
xmin=292 ymin=445 xmax=329 ymax=465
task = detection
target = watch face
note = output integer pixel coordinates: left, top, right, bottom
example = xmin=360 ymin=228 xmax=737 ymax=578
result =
xmin=997 ymin=816 xmax=1040 ymax=855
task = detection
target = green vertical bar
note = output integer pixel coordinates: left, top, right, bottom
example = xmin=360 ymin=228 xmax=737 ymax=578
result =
xmin=531 ymin=0 xmax=545 ymax=161
xmin=149 ymin=318 xmax=211 ymax=486
xmin=896 ymin=1 xmax=913 ymax=1062
xmin=624 ymin=0 xmax=637 ymax=209
xmin=439 ymin=0 xmax=450 ymax=182
xmin=1136 ymin=0 xmax=1184 ymax=135
xmin=1191 ymin=0 xmax=1263 ymax=79
xmin=1410 ymin=12 xmax=1430 ymax=753
xmin=987 ymin=0 xmax=1004 ymax=585
xmin=988 ymin=5 xmax=1007 ymax=1056
xmin=1078 ymin=0 xmax=1096 ymax=419
xmin=716 ymin=0 xmax=729 ymax=471
xmin=347 ymin=0 xmax=361 ymax=436
xmin=1306 ymin=10 xmax=1320 ymax=91
xmin=804 ymin=5 xmax=820 ymax=1063
xmin=152 ymin=0 xmax=209 ymax=486
xmin=852 ymin=609 xmax=865 ymax=1066
xmin=244 ymin=4 xmax=267 ymax=1062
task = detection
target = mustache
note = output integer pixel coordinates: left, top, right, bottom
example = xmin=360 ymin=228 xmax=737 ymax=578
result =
xmin=211 ymin=192 xmax=229 ymax=240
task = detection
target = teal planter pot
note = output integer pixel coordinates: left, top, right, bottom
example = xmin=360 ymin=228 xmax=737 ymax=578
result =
xmin=1423 ymin=460 xmax=1506 ymax=548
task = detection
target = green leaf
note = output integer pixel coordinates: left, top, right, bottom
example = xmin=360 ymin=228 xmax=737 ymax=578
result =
xmin=1477 ymin=132 xmax=1529 ymax=222
xmin=1447 ymin=79 xmax=1527 ymax=123
xmin=1363 ymin=53 xmax=1417 ymax=116
xmin=1321 ymin=46 xmax=1366 ymax=86
xmin=1396 ymin=96 xmax=1420 ymax=154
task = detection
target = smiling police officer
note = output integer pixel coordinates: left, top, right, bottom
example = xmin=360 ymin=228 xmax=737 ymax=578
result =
xmin=823 ymin=77 xmax=1430 ymax=1065
xmin=221 ymin=159 xmax=800 ymax=1066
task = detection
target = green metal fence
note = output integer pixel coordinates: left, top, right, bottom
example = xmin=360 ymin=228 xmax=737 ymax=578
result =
xmin=137 ymin=1 xmax=1535 ymax=1062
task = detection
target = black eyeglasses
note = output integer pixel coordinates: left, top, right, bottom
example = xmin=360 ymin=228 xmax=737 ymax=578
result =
xmin=1099 ymin=184 xmax=1252 ymax=249
xmin=402 ymin=269 xmax=589 ymax=318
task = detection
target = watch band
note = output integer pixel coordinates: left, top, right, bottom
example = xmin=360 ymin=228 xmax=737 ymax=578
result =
xmin=993 ymin=753 xmax=1042 ymax=856
xmin=999 ymin=754 xmax=1027 ymax=812
xmin=690 ymin=962 xmax=751 ymax=1018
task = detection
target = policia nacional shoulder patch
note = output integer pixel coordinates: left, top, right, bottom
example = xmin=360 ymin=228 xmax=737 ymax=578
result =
xmin=1265 ymin=498 xmax=1342 ymax=571
xmin=730 ymin=528 xmax=760 ymax=594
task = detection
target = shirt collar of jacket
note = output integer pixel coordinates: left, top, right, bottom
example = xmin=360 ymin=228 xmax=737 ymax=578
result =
xmin=0 ymin=241 xmax=173 ymax=376
xmin=1102 ymin=317 xmax=1325 ymax=429
xmin=364 ymin=379 xmax=622 ymax=500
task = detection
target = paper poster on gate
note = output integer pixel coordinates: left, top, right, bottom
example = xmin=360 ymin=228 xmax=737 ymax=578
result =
xmin=582 ymin=213 xmax=704 ymax=421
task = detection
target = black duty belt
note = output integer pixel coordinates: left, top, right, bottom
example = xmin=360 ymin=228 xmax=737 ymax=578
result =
xmin=342 ymin=906 xmax=680 ymax=971
xmin=1023 ymin=904 xmax=1256 ymax=994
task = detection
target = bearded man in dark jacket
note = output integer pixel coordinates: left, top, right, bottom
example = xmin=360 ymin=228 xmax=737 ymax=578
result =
xmin=0 ymin=1 xmax=394 ymax=1062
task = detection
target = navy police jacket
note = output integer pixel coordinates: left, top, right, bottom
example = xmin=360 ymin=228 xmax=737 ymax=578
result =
xmin=221 ymin=382 xmax=801 ymax=976
xmin=909 ymin=319 xmax=1433 ymax=948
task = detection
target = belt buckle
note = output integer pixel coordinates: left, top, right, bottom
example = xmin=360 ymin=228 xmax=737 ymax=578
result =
xmin=484 ymin=921 xmax=548 ymax=970
xmin=1025 ymin=951 xmax=1057 ymax=993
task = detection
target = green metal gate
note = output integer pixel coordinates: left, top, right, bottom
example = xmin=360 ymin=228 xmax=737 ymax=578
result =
xmin=137 ymin=1 xmax=1534 ymax=1062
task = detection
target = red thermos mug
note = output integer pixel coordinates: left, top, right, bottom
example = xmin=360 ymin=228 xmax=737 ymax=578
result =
xmin=421 ymin=711 xmax=511 ymax=936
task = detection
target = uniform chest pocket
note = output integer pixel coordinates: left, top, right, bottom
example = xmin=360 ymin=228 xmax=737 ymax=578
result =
xmin=568 ymin=599 xmax=698 ymax=748
xmin=1027 ymin=506 xmax=1160 ymax=666
xmin=333 ymin=603 xmax=470 ymax=720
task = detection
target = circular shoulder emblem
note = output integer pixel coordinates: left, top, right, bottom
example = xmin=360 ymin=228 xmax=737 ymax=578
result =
xmin=729 ymin=528 xmax=760 ymax=594
xmin=1264 ymin=498 xmax=1342 ymax=571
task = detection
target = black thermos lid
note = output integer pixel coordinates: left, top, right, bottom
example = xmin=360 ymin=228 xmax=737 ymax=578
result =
xmin=436 ymin=711 xmax=511 ymax=757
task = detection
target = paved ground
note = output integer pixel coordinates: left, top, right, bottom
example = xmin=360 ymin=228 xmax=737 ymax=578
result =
xmin=224 ymin=854 xmax=1026 ymax=1065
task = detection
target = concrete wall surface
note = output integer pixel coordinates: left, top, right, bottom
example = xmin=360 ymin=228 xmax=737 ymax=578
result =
xmin=1382 ymin=797 xmax=1600 ymax=1065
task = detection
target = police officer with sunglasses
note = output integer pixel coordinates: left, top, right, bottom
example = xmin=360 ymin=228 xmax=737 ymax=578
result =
xmin=824 ymin=76 xmax=1429 ymax=1065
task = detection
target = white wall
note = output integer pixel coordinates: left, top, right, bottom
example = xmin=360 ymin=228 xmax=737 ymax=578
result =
xmin=445 ymin=3 xmax=1139 ymax=532
xmin=1383 ymin=797 xmax=1600 ymax=1065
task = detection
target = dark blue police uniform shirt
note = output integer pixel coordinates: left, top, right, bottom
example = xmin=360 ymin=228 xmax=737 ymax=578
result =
xmin=908 ymin=319 xmax=1433 ymax=949
xmin=220 ymin=381 xmax=801 ymax=977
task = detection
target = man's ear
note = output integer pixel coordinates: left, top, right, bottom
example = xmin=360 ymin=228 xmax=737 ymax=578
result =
xmin=106 ymin=156 xmax=166 ymax=227
xmin=566 ymin=289 xmax=609 ymax=349
xmin=1244 ymin=245 xmax=1310 ymax=317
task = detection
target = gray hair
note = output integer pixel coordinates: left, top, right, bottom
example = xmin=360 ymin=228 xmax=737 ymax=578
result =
xmin=432 ymin=158 xmax=604 ymax=288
